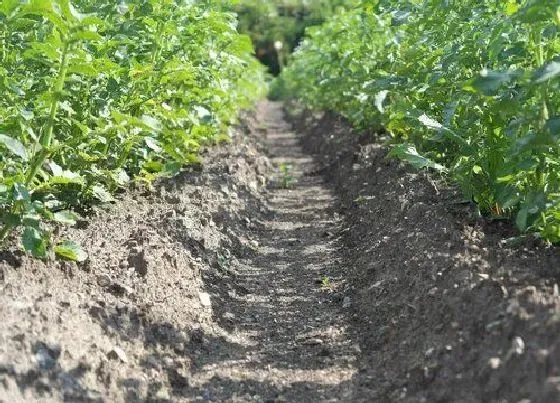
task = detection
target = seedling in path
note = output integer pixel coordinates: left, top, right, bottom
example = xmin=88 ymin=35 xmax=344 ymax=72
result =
xmin=320 ymin=276 xmax=334 ymax=291
xmin=280 ymin=163 xmax=296 ymax=189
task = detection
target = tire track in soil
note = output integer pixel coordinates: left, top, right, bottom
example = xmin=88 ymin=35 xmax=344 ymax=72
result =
xmin=188 ymin=102 xmax=358 ymax=402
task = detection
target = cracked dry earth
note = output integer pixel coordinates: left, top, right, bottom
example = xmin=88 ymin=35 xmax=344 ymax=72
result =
xmin=187 ymin=103 xmax=358 ymax=401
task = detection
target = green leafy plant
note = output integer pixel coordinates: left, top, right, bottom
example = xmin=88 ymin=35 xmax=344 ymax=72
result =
xmin=279 ymin=0 xmax=560 ymax=242
xmin=279 ymin=162 xmax=296 ymax=189
xmin=320 ymin=276 xmax=334 ymax=291
xmin=0 ymin=0 xmax=266 ymax=259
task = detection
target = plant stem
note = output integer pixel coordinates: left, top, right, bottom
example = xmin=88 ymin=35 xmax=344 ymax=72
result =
xmin=0 ymin=25 xmax=6 ymax=64
xmin=0 ymin=225 xmax=12 ymax=244
xmin=25 ymin=40 xmax=71 ymax=185
xmin=533 ymin=28 xmax=549 ymax=188
xmin=151 ymin=21 xmax=164 ymax=66
xmin=534 ymin=29 xmax=550 ymax=125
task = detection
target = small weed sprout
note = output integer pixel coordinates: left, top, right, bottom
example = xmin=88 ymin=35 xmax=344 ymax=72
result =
xmin=321 ymin=276 xmax=334 ymax=291
xmin=280 ymin=163 xmax=296 ymax=189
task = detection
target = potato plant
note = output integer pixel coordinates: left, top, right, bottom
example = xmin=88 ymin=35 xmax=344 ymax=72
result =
xmin=279 ymin=0 xmax=560 ymax=241
xmin=0 ymin=0 xmax=266 ymax=259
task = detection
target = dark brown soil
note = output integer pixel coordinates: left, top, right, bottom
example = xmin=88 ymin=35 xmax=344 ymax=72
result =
xmin=2 ymin=101 xmax=560 ymax=403
xmin=292 ymin=106 xmax=560 ymax=402
xmin=0 ymin=102 xmax=357 ymax=402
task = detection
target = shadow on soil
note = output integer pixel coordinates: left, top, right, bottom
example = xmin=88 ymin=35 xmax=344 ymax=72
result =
xmin=88 ymin=133 xmax=355 ymax=401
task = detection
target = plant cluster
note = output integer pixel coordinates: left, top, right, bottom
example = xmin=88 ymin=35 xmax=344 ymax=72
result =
xmin=0 ymin=0 xmax=266 ymax=259
xmin=279 ymin=0 xmax=560 ymax=241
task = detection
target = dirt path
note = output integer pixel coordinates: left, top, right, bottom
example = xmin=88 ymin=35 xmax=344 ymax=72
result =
xmin=4 ymin=100 xmax=560 ymax=403
xmin=0 ymin=102 xmax=358 ymax=402
xmin=186 ymin=102 xmax=358 ymax=401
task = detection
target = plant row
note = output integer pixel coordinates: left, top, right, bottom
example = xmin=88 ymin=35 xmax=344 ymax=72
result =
xmin=0 ymin=0 xmax=267 ymax=259
xmin=279 ymin=0 xmax=560 ymax=242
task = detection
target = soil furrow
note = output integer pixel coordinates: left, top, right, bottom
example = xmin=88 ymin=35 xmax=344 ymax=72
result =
xmin=0 ymin=102 xmax=358 ymax=402
xmin=187 ymin=102 xmax=357 ymax=402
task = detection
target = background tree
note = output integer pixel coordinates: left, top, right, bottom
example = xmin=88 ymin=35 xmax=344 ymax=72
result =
xmin=228 ymin=0 xmax=354 ymax=75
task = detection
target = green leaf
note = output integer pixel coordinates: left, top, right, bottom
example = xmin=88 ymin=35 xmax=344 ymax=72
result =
xmin=113 ymin=169 xmax=130 ymax=186
xmin=375 ymin=90 xmax=388 ymax=113
xmin=70 ymin=30 xmax=102 ymax=42
xmin=1 ymin=212 xmax=21 ymax=227
xmin=193 ymin=106 xmax=212 ymax=125
xmin=20 ymin=0 xmax=68 ymax=34
xmin=49 ymin=170 xmax=85 ymax=186
xmin=164 ymin=162 xmax=182 ymax=176
xmin=145 ymin=137 xmax=162 ymax=152
xmin=515 ymin=1 xmax=557 ymax=23
xmin=516 ymin=208 xmax=529 ymax=232
xmin=67 ymin=63 xmax=98 ymax=77
xmin=141 ymin=115 xmax=163 ymax=132
xmin=54 ymin=240 xmax=87 ymax=262
xmin=22 ymin=227 xmax=48 ymax=259
xmin=464 ymin=70 xmax=516 ymax=96
xmin=504 ymin=1 xmax=520 ymax=16
xmin=389 ymin=144 xmax=447 ymax=172
xmin=546 ymin=117 xmax=560 ymax=136
xmin=0 ymin=0 xmax=20 ymax=16
xmin=13 ymin=184 xmax=30 ymax=202
xmin=53 ymin=210 xmax=79 ymax=225
xmin=91 ymin=185 xmax=114 ymax=203
xmin=0 ymin=134 xmax=27 ymax=161
xmin=418 ymin=114 xmax=445 ymax=131
xmin=533 ymin=61 xmax=560 ymax=84
xmin=59 ymin=0 xmax=83 ymax=23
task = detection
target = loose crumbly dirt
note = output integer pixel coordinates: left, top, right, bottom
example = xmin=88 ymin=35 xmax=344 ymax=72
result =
xmin=2 ymin=101 xmax=560 ymax=403
xmin=0 ymin=102 xmax=357 ymax=403
xmin=292 ymin=106 xmax=560 ymax=403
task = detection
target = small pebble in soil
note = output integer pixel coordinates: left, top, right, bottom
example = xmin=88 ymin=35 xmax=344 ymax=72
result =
xmin=198 ymin=292 xmax=211 ymax=308
xmin=155 ymin=388 xmax=171 ymax=400
xmin=96 ymin=274 xmax=111 ymax=287
xmin=488 ymin=357 xmax=501 ymax=369
xmin=107 ymin=346 xmax=128 ymax=363
xmin=510 ymin=336 xmax=525 ymax=356
xmin=287 ymin=238 xmax=301 ymax=246
xmin=303 ymin=338 xmax=324 ymax=346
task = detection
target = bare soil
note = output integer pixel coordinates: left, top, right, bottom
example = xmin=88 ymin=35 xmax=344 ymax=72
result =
xmin=292 ymin=106 xmax=560 ymax=403
xmin=0 ymin=102 xmax=357 ymax=402
xmin=1 ymin=101 xmax=560 ymax=403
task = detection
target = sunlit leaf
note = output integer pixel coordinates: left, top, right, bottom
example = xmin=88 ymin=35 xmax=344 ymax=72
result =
xmin=533 ymin=61 xmax=560 ymax=84
xmin=54 ymin=240 xmax=87 ymax=262
xmin=0 ymin=134 xmax=27 ymax=160
xmin=53 ymin=210 xmax=79 ymax=225
xmin=22 ymin=227 xmax=47 ymax=259
xmin=389 ymin=144 xmax=447 ymax=172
